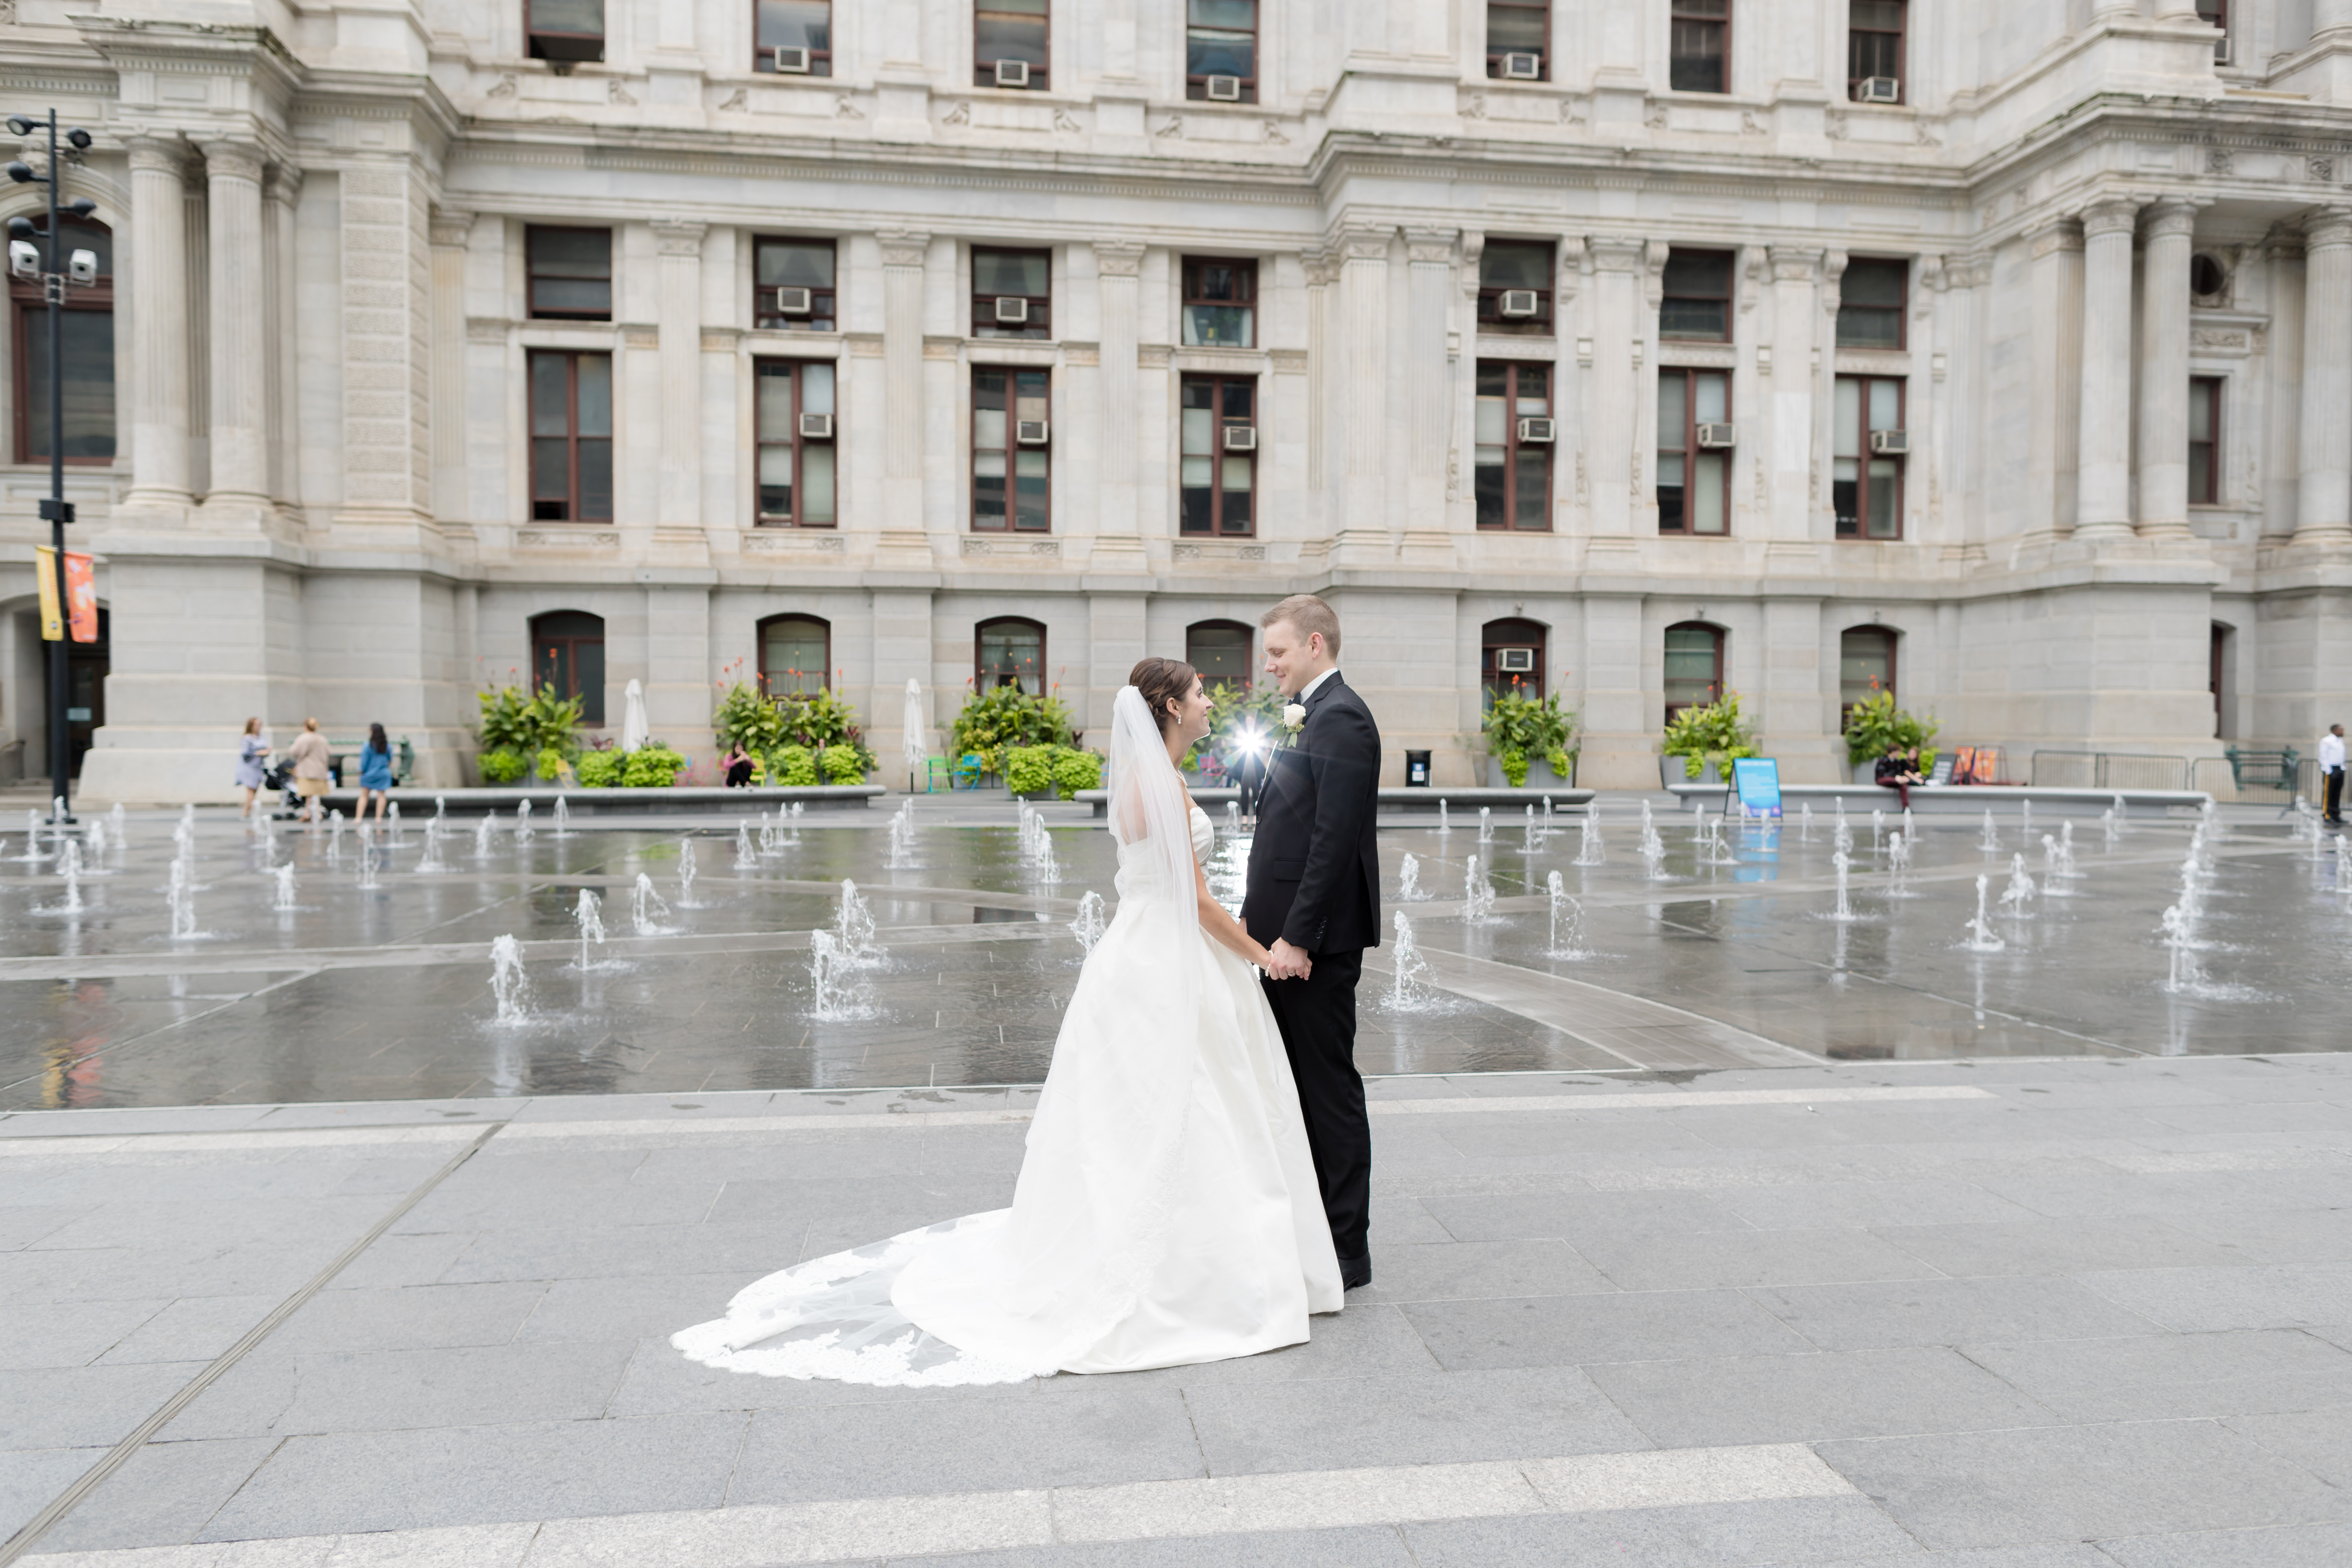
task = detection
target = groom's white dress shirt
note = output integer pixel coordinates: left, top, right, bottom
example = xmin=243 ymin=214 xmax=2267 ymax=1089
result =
xmin=1299 ymin=668 xmax=1340 ymax=704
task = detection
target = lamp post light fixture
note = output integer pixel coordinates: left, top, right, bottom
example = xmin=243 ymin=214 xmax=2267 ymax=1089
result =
xmin=6 ymin=110 xmax=99 ymax=823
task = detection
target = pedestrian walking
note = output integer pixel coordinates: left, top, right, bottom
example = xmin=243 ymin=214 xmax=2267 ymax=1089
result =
xmin=2323 ymin=723 xmax=2345 ymax=826
xmin=356 ymin=722 xmax=395 ymax=822
xmin=235 ymin=718 xmax=272 ymax=818
xmin=288 ymin=718 xmax=332 ymax=825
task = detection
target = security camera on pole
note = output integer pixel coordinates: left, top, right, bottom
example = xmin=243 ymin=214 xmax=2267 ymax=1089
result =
xmin=6 ymin=110 xmax=101 ymax=825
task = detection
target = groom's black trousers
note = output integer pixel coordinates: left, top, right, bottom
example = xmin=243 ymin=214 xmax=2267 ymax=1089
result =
xmin=1263 ymin=949 xmax=1370 ymax=1262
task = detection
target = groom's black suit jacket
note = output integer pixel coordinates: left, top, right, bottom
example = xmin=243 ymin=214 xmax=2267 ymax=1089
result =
xmin=1242 ymin=672 xmax=1382 ymax=954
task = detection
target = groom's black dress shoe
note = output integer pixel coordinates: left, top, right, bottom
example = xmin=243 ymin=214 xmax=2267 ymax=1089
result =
xmin=1338 ymin=1253 xmax=1372 ymax=1290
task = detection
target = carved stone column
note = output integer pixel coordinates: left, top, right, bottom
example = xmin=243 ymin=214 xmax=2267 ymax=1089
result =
xmin=1337 ymin=225 xmax=1392 ymax=534
xmin=265 ymin=167 xmax=303 ymax=506
xmin=428 ymin=206 xmax=475 ymax=525
xmin=1765 ymin=245 xmax=1820 ymax=542
xmin=2027 ymin=217 xmax=2085 ymax=536
xmin=197 ymin=140 xmax=269 ymax=516
xmin=2318 ymin=0 xmax=2352 ymax=41
xmin=652 ymin=219 xmax=706 ymax=529
xmin=123 ymin=137 xmax=192 ymax=510
xmin=2074 ymin=195 xmax=2142 ymax=539
xmin=2296 ymin=208 xmax=2352 ymax=547
xmin=2137 ymin=199 xmax=2201 ymax=538
xmin=1093 ymin=240 xmax=1143 ymax=540
xmin=878 ymin=228 xmax=929 ymax=532
xmin=1583 ymin=237 xmax=1644 ymax=540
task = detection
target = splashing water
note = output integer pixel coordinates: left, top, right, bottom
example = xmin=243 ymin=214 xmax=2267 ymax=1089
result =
xmin=110 ymin=801 xmax=126 ymax=848
xmin=1870 ymin=810 xmax=1884 ymax=852
xmin=1398 ymin=853 xmax=1424 ymax=901
xmin=489 ymin=935 xmax=534 ymax=1024
xmin=552 ymin=795 xmax=570 ymax=837
xmin=2053 ymin=820 xmax=2078 ymax=876
xmin=1574 ymin=804 xmax=1604 ymax=867
xmin=1463 ymin=855 xmax=1496 ymax=924
xmin=436 ymin=795 xmax=447 ymax=818
xmin=85 ymin=818 xmax=106 ymax=861
xmin=1962 ymin=875 xmax=2007 ymax=952
xmin=758 ymin=811 xmax=780 ymax=856
xmin=416 ymin=817 xmax=447 ymax=874
xmin=1833 ymin=810 xmax=1854 ymax=856
xmin=474 ymin=813 xmax=495 ymax=859
xmin=54 ymin=840 xmax=84 ymax=914
xmin=1523 ymin=803 xmax=1539 ymax=852
xmin=2040 ymin=833 xmax=2075 ymax=895
xmin=514 ymin=799 xmax=534 ymax=842
xmin=357 ymin=839 xmax=381 ymax=890
xmin=1069 ymin=890 xmax=1107 ymax=955
xmin=271 ymin=862 xmax=297 ymax=912
xmin=1032 ymin=833 xmax=1059 ymax=885
xmin=835 ymin=878 xmax=885 ymax=967
xmin=327 ymin=810 xmax=344 ymax=864
xmin=1225 ymin=799 xmax=1240 ymax=834
xmin=736 ymin=820 xmax=759 ymax=871
xmin=168 ymin=857 xmax=197 ymax=940
xmin=1438 ymin=799 xmax=1450 ymax=833
xmin=1798 ymin=801 xmax=1814 ymax=842
xmin=2100 ymin=806 xmax=2120 ymax=846
xmin=1639 ymin=822 xmax=1668 ymax=881
xmin=2021 ymin=800 xmax=2033 ymax=838
xmin=1546 ymin=870 xmax=1593 ymax=959
xmin=1387 ymin=911 xmax=1435 ymax=1009
xmin=1979 ymin=810 xmax=2001 ymax=851
xmin=631 ymin=873 xmax=674 ymax=935
xmin=574 ymin=888 xmax=607 ymax=970
xmin=1477 ymin=806 xmax=1492 ymax=844
xmin=885 ymin=802 xmax=916 ymax=870
xmin=1998 ymin=852 xmax=2037 ymax=913
xmin=1825 ymin=850 xmax=1858 ymax=922
xmin=807 ymin=929 xmax=873 ymax=1020
xmin=678 ymin=837 xmax=698 ymax=905
xmin=1887 ymin=829 xmax=1913 ymax=895
xmin=2110 ymin=793 xmax=2127 ymax=832
xmin=255 ymin=826 xmax=276 ymax=870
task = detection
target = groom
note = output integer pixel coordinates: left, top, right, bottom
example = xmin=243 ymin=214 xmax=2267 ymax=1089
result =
xmin=1244 ymin=594 xmax=1382 ymax=1291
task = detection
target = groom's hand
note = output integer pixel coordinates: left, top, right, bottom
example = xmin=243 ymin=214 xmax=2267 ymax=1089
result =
xmin=1267 ymin=939 xmax=1313 ymax=980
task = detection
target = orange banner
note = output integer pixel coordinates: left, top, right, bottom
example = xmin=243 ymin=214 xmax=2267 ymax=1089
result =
xmin=64 ymin=549 xmax=95 ymax=643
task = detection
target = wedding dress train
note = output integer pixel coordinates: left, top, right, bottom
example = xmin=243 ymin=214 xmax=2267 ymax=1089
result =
xmin=674 ymin=755 xmax=1342 ymax=1386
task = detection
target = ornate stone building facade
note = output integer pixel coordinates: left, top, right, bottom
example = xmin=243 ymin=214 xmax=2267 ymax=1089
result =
xmin=0 ymin=1 xmax=2345 ymax=796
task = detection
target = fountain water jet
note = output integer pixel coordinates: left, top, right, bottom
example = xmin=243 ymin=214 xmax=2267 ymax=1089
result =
xmin=167 ymin=857 xmax=197 ymax=939
xmin=1998 ymin=852 xmax=2038 ymax=913
xmin=1069 ymin=890 xmax=1107 ymax=955
xmin=736 ymin=820 xmax=759 ymax=870
xmin=272 ymin=863 xmax=297 ymax=912
xmin=1870 ymin=810 xmax=1884 ymax=853
xmin=1387 ymin=912 xmax=1435 ymax=1009
xmin=1437 ymin=799 xmax=1450 ymax=833
xmin=1798 ymin=802 xmax=1814 ymax=842
xmin=1574 ymin=804 xmax=1604 ymax=866
xmin=1546 ymin=871 xmax=1593 ymax=958
xmin=474 ymin=814 xmax=495 ymax=859
xmin=834 ymin=878 xmax=885 ymax=967
xmin=85 ymin=818 xmax=106 ymax=863
xmin=1522 ymin=803 xmax=1539 ymax=852
xmin=574 ymin=889 xmax=607 ymax=969
xmin=1398 ymin=853 xmax=1424 ymax=901
xmin=109 ymin=801 xmax=126 ymax=848
xmin=54 ymin=840 xmax=83 ymax=914
xmin=1979 ymin=810 xmax=2001 ymax=851
xmin=1963 ymin=875 xmax=2007 ymax=952
xmin=513 ymin=799 xmax=534 ymax=842
xmin=631 ymin=872 xmax=674 ymax=934
xmin=552 ymin=795 xmax=570 ymax=837
xmin=1477 ymin=806 xmax=1492 ymax=844
xmin=415 ymin=817 xmax=447 ymax=874
xmin=1463 ymin=855 xmax=1496 ymax=924
xmin=489 ymin=935 xmax=534 ymax=1024
xmin=807 ymin=930 xmax=873 ymax=1020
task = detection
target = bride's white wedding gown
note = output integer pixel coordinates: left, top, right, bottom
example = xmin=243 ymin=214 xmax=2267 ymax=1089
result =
xmin=672 ymin=802 xmax=1342 ymax=1385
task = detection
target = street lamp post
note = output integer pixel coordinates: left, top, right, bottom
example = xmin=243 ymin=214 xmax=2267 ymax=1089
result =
xmin=6 ymin=110 xmax=99 ymax=824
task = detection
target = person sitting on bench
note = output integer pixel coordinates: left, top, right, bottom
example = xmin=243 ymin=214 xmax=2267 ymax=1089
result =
xmin=1875 ymin=743 xmax=1924 ymax=810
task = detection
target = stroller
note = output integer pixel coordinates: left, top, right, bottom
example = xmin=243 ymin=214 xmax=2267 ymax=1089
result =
xmin=262 ymin=759 xmax=303 ymax=820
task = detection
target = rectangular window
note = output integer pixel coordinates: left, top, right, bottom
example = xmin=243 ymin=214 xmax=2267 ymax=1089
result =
xmin=528 ymin=350 xmax=614 ymax=522
xmin=754 ymin=359 xmax=837 ymax=527
xmin=1181 ymin=257 xmax=1256 ymax=348
xmin=755 ymin=237 xmax=837 ymax=331
xmin=1833 ymin=374 xmax=1904 ymax=540
xmin=1837 ymin=258 xmax=1907 ymax=349
xmin=1486 ymin=0 xmax=1549 ymax=79
xmin=976 ymin=0 xmax=1048 ymax=88
xmin=1186 ymin=0 xmax=1258 ymax=103
xmin=527 ymin=226 xmax=611 ymax=321
xmin=526 ymin=0 xmax=605 ymax=63
xmin=1670 ymin=0 xmax=1729 ymax=93
xmin=1657 ymin=369 xmax=1730 ymax=535
xmin=1847 ymin=0 xmax=1904 ymax=101
xmin=755 ymin=0 xmax=833 ymax=74
xmin=1660 ymin=249 xmax=1733 ymax=342
xmin=12 ymin=214 xmax=115 ymax=463
xmin=1476 ymin=240 xmax=1554 ymax=336
xmin=973 ymin=248 xmax=1051 ymax=339
xmin=973 ymin=365 xmax=1050 ymax=531
xmin=1663 ymin=625 xmax=1724 ymax=721
xmin=1474 ymin=361 xmax=1552 ymax=531
xmin=1839 ymin=627 xmax=1896 ymax=727
xmin=1180 ymin=375 xmax=1256 ymax=536
xmin=2190 ymin=376 xmax=2222 ymax=506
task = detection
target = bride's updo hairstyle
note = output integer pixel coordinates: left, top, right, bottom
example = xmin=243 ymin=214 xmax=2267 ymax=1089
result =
xmin=1128 ymin=657 xmax=1198 ymax=734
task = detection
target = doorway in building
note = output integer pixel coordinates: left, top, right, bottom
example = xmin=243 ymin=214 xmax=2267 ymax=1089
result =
xmin=44 ymin=605 xmax=108 ymax=779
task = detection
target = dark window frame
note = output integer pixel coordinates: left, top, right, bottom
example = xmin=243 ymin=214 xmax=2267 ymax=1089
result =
xmin=758 ymin=612 xmax=832 ymax=695
xmin=754 ymin=0 xmax=834 ymax=75
xmin=1845 ymin=0 xmax=1906 ymax=102
xmin=971 ymin=364 xmax=1052 ymax=533
xmin=1185 ymin=0 xmax=1259 ymax=103
xmin=1475 ymin=238 xmax=1556 ymax=337
xmin=526 ymin=0 xmax=606 ymax=63
xmin=2190 ymin=374 xmax=2223 ymax=507
xmin=1838 ymin=625 xmax=1897 ymax=730
xmin=1669 ymin=0 xmax=1729 ymax=94
xmin=528 ymin=349 xmax=614 ymax=523
xmin=753 ymin=235 xmax=838 ymax=332
xmin=1185 ymin=619 xmax=1256 ymax=691
xmin=974 ymin=0 xmax=1051 ymax=89
xmin=1656 ymin=367 xmax=1732 ymax=537
xmin=1662 ymin=621 xmax=1726 ymax=725
xmin=753 ymin=357 xmax=838 ymax=528
xmin=2196 ymin=0 xmax=2228 ymax=62
xmin=1833 ymin=372 xmax=1906 ymax=541
xmin=1474 ymin=359 xmax=1553 ymax=532
xmin=1179 ymin=373 xmax=1257 ymax=537
xmin=525 ymin=224 xmax=613 ymax=322
xmin=1484 ymin=0 xmax=1551 ymax=81
xmin=971 ymin=246 xmax=1052 ymax=340
xmin=1836 ymin=256 xmax=1909 ymax=350
xmin=1659 ymin=248 xmax=1734 ymax=343
xmin=531 ymin=609 xmax=607 ymax=725
xmin=9 ymin=213 xmax=115 ymax=466
xmin=1481 ymin=617 xmax=1548 ymax=710
xmin=1180 ymin=255 xmax=1257 ymax=348
xmin=974 ymin=616 xmax=1047 ymax=695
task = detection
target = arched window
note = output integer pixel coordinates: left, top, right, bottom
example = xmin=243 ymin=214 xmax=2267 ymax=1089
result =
xmin=10 ymin=213 xmax=113 ymax=463
xmin=1185 ymin=620 xmax=1254 ymax=691
xmin=1838 ymin=626 xmax=1897 ymax=729
xmin=976 ymin=617 xmax=1045 ymax=695
xmin=531 ymin=610 xmax=606 ymax=725
xmin=1662 ymin=622 xmax=1724 ymax=724
xmin=1480 ymin=618 xmax=1547 ymax=710
xmin=759 ymin=614 xmax=831 ymax=695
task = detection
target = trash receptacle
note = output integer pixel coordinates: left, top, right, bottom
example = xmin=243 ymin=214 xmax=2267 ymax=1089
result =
xmin=1405 ymin=749 xmax=1431 ymax=787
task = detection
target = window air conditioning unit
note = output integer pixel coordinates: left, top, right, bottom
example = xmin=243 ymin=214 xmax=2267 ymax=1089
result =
xmin=1206 ymin=75 xmax=1242 ymax=101
xmin=798 ymin=412 xmax=834 ymax=439
xmin=1222 ymin=425 xmax=1258 ymax=452
xmin=1016 ymin=419 xmax=1050 ymax=445
xmin=994 ymin=295 xmax=1030 ymax=325
xmin=7 ymin=240 xmax=37 ymax=280
xmin=994 ymin=58 xmax=1030 ymax=88
xmin=1497 ymin=647 xmax=1537 ymax=674
xmin=1696 ymin=422 xmax=1737 ymax=449
xmin=1856 ymin=76 xmax=1900 ymax=104
xmin=1501 ymin=52 xmax=1542 ymax=80
xmin=1869 ymin=428 xmax=1910 ymax=455
xmin=68 ymin=248 xmax=96 ymax=286
xmin=1498 ymin=288 xmax=1540 ymax=318
xmin=773 ymin=286 xmax=813 ymax=316
xmin=772 ymin=46 xmax=811 ymax=74
xmin=1517 ymin=415 xmax=1556 ymax=443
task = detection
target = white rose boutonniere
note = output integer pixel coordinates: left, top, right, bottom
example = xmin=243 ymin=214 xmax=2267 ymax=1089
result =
xmin=1280 ymin=703 xmax=1307 ymax=746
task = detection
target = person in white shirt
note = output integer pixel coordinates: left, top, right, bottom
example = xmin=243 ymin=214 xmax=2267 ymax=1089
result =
xmin=2323 ymin=724 xmax=2346 ymax=826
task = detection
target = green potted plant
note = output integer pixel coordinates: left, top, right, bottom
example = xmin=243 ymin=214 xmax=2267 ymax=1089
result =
xmin=712 ymin=669 xmax=876 ymax=786
xmin=1481 ymin=688 xmax=1578 ymax=789
xmin=1842 ymin=688 xmax=1940 ymax=783
xmin=950 ymin=684 xmax=1076 ymax=782
xmin=1660 ymin=692 xmax=1760 ymax=786
xmin=474 ymin=680 xmax=581 ymax=786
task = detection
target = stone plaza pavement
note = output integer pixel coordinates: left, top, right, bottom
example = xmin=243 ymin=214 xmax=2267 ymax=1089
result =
xmin=2 ymin=1054 xmax=2350 ymax=1567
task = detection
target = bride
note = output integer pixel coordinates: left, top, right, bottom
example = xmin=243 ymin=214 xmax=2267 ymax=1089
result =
xmin=673 ymin=656 xmax=1342 ymax=1384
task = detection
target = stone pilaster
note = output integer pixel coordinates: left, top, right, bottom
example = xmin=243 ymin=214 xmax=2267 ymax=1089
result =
xmin=1585 ymin=236 xmax=1644 ymax=541
xmin=1336 ymin=225 xmax=1391 ymax=545
xmin=1092 ymin=240 xmax=1143 ymax=543
xmin=878 ymin=228 xmax=928 ymax=535
xmin=1765 ymin=245 xmax=1820 ymax=543
xmin=336 ymin=162 xmax=433 ymax=527
xmin=1303 ymin=249 xmax=1334 ymax=496
xmin=265 ymin=166 xmax=303 ymax=508
xmin=1816 ymin=250 xmax=1847 ymax=543
xmin=123 ymin=136 xmax=192 ymax=513
xmin=2137 ymin=199 xmax=2200 ymax=539
xmin=1403 ymin=227 xmax=1456 ymax=550
xmin=2295 ymin=208 xmax=2352 ymax=548
xmin=197 ymin=141 xmax=269 ymax=519
xmin=2074 ymin=195 xmax=2141 ymax=540
xmin=2027 ymin=216 xmax=2085 ymax=538
xmin=428 ymin=207 xmax=474 ymax=527
xmin=652 ymin=219 xmax=706 ymax=531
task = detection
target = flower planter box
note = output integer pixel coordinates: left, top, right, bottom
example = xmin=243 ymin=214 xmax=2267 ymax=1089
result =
xmin=1661 ymin=755 xmax=1724 ymax=789
xmin=1484 ymin=757 xmax=1576 ymax=790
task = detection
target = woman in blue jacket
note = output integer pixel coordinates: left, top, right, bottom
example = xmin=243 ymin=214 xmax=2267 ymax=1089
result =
xmin=357 ymin=723 xmax=395 ymax=822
